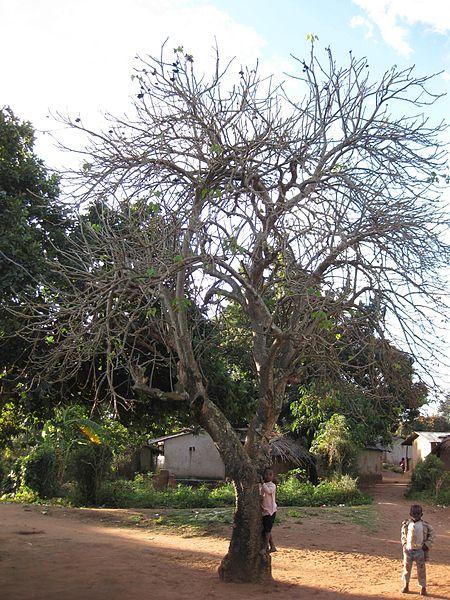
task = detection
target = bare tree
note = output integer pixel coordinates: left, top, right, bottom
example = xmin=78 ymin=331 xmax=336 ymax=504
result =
xmin=18 ymin=43 xmax=449 ymax=582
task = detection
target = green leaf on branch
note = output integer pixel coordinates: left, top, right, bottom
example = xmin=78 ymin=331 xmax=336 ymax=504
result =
xmin=306 ymin=33 xmax=319 ymax=43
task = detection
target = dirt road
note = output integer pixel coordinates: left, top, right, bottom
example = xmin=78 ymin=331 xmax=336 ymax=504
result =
xmin=1 ymin=474 xmax=449 ymax=600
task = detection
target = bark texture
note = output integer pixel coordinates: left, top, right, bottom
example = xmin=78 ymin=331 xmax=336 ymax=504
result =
xmin=218 ymin=476 xmax=272 ymax=584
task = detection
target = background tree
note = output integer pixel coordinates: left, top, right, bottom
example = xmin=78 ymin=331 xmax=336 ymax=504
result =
xmin=17 ymin=45 xmax=449 ymax=582
xmin=310 ymin=413 xmax=359 ymax=475
xmin=0 ymin=107 xmax=72 ymax=437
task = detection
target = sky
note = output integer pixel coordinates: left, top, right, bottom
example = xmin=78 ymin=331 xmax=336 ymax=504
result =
xmin=0 ymin=0 xmax=449 ymax=402
xmin=1 ymin=0 xmax=450 ymax=162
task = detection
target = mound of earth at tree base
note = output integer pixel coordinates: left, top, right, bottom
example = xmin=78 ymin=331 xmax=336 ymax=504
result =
xmin=0 ymin=477 xmax=449 ymax=600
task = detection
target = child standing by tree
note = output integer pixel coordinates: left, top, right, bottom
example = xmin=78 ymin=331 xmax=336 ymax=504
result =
xmin=401 ymin=504 xmax=435 ymax=596
xmin=260 ymin=468 xmax=277 ymax=555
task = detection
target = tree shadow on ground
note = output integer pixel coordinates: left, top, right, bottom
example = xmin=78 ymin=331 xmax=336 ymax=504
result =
xmin=3 ymin=502 xmax=450 ymax=600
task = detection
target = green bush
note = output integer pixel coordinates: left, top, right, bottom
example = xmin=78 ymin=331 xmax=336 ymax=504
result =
xmin=70 ymin=443 xmax=113 ymax=505
xmin=0 ymin=459 xmax=22 ymax=494
xmin=407 ymin=454 xmax=450 ymax=505
xmin=2 ymin=484 xmax=41 ymax=503
xmin=21 ymin=446 xmax=59 ymax=499
xmin=277 ymin=468 xmax=309 ymax=483
xmin=209 ymin=482 xmax=235 ymax=505
xmin=96 ymin=473 xmax=369 ymax=509
xmin=97 ymin=476 xmax=235 ymax=509
xmin=409 ymin=455 xmax=446 ymax=493
xmin=277 ymin=474 xmax=370 ymax=506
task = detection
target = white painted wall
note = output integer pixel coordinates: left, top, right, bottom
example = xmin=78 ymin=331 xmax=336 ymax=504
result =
xmin=163 ymin=432 xmax=226 ymax=479
xmin=383 ymin=437 xmax=406 ymax=465
xmin=357 ymin=449 xmax=382 ymax=481
xmin=412 ymin=437 xmax=433 ymax=469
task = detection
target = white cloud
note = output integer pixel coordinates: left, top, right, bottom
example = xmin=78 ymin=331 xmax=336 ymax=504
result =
xmin=0 ymin=0 xmax=266 ymax=168
xmin=352 ymin=0 xmax=450 ymax=56
xmin=349 ymin=15 xmax=374 ymax=39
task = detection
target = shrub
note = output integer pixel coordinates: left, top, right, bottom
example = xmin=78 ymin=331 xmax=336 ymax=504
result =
xmin=209 ymin=482 xmax=235 ymax=505
xmin=86 ymin=473 xmax=371 ymax=509
xmin=277 ymin=474 xmax=370 ymax=506
xmin=21 ymin=446 xmax=59 ymax=498
xmin=2 ymin=484 xmax=41 ymax=504
xmin=409 ymin=455 xmax=446 ymax=493
xmin=310 ymin=414 xmax=362 ymax=476
xmin=407 ymin=454 xmax=450 ymax=505
xmin=70 ymin=443 xmax=113 ymax=505
xmin=0 ymin=459 xmax=22 ymax=494
xmin=277 ymin=468 xmax=308 ymax=483
xmin=97 ymin=476 xmax=235 ymax=509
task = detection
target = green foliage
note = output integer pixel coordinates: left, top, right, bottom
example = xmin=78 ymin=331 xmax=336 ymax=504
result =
xmin=406 ymin=454 xmax=450 ymax=505
xmin=3 ymin=484 xmax=41 ymax=504
xmin=410 ymin=413 xmax=450 ymax=433
xmin=310 ymin=414 xmax=361 ymax=475
xmin=0 ymin=107 xmax=64 ymax=298
xmin=0 ymin=458 xmax=22 ymax=494
xmin=0 ymin=107 xmax=74 ymax=442
xmin=21 ymin=446 xmax=59 ymax=498
xmin=277 ymin=474 xmax=371 ymax=506
xmin=69 ymin=443 xmax=113 ymax=505
xmin=277 ymin=467 xmax=308 ymax=483
xmin=97 ymin=476 xmax=232 ymax=509
xmin=0 ymin=402 xmax=28 ymax=448
xmin=95 ymin=474 xmax=369 ymax=509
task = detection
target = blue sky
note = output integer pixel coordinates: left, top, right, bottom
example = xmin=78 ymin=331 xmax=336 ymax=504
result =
xmin=214 ymin=0 xmax=450 ymax=100
xmin=1 ymin=0 xmax=449 ymax=157
xmin=1 ymin=0 xmax=449 ymax=399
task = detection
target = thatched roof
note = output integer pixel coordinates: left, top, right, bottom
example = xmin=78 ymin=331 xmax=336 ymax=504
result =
xmin=269 ymin=436 xmax=314 ymax=466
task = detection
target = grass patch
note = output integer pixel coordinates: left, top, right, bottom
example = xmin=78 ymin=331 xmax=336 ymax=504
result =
xmin=280 ymin=504 xmax=378 ymax=532
xmin=91 ymin=503 xmax=377 ymax=538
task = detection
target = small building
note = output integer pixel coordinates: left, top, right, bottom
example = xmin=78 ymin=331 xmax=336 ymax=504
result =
xmin=148 ymin=430 xmax=226 ymax=481
xmin=401 ymin=431 xmax=450 ymax=471
xmin=146 ymin=429 xmax=313 ymax=482
xmin=382 ymin=436 xmax=406 ymax=466
xmin=431 ymin=436 xmax=450 ymax=470
xmin=357 ymin=447 xmax=383 ymax=483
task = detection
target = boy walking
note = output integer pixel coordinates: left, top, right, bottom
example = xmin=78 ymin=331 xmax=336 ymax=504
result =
xmin=401 ymin=504 xmax=435 ymax=596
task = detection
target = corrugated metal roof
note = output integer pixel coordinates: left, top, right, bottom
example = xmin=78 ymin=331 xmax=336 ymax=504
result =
xmin=148 ymin=429 xmax=197 ymax=445
xmin=416 ymin=431 xmax=450 ymax=442
xmin=402 ymin=431 xmax=450 ymax=445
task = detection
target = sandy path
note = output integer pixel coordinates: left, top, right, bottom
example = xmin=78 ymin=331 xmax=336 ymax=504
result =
xmin=0 ymin=473 xmax=449 ymax=600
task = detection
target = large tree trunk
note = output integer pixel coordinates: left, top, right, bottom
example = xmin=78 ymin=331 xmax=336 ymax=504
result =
xmin=186 ymin=375 xmax=273 ymax=583
xmin=218 ymin=474 xmax=272 ymax=583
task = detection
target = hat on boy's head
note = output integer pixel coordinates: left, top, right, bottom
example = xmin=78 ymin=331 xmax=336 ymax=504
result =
xmin=410 ymin=504 xmax=423 ymax=519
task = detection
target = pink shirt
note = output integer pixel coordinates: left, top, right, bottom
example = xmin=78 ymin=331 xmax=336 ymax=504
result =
xmin=260 ymin=482 xmax=277 ymax=516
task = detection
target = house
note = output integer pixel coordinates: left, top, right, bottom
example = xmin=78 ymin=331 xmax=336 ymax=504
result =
xmin=146 ymin=429 xmax=313 ymax=482
xmin=401 ymin=431 xmax=450 ymax=471
xmin=431 ymin=435 xmax=450 ymax=470
xmin=357 ymin=446 xmax=383 ymax=483
xmin=148 ymin=430 xmax=225 ymax=480
xmin=382 ymin=436 xmax=406 ymax=466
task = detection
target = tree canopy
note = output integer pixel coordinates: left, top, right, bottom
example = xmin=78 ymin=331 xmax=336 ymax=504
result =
xmin=9 ymin=45 xmax=450 ymax=582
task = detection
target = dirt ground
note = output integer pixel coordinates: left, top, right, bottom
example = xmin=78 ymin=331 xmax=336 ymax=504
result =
xmin=1 ymin=472 xmax=449 ymax=600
